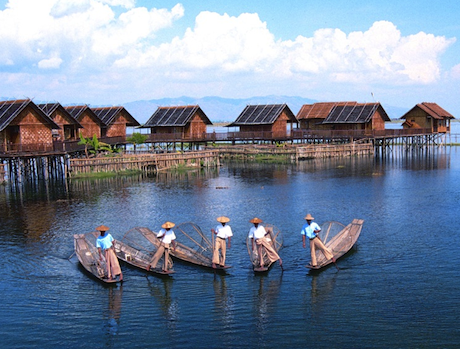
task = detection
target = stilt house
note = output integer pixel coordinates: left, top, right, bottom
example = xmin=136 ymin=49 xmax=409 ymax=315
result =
xmin=142 ymin=105 xmax=212 ymax=139
xmin=297 ymin=102 xmax=389 ymax=133
xmin=227 ymin=104 xmax=297 ymax=138
xmin=38 ymin=103 xmax=82 ymax=141
xmin=400 ymin=102 xmax=454 ymax=133
xmin=65 ymin=105 xmax=104 ymax=138
xmin=91 ymin=107 xmax=140 ymax=138
xmin=0 ymin=99 xmax=59 ymax=152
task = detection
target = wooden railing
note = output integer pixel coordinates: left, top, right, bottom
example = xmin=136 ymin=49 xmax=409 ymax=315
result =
xmin=0 ymin=129 xmax=452 ymax=155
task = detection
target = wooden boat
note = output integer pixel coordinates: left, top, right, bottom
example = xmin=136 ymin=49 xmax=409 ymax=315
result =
xmin=306 ymin=218 xmax=364 ymax=270
xmin=113 ymin=227 xmax=175 ymax=276
xmin=246 ymin=224 xmax=283 ymax=272
xmin=73 ymin=232 xmax=120 ymax=284
xmin=147 ymin=222 xmax=231 ymax=270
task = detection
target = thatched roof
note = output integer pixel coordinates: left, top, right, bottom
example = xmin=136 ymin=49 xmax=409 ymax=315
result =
xmin=91 ymin=106 xmax=140 ymax=127
xmin=38 ymin=103 xmax=83 ymax=128
xmin=400 ymin=102 xmax=455 ymax=120
xmin=0 ymin=99 xmax=60 ymax=132
xmin=228 ymin=104 xmax=297 ymax=126
xmin=322 ymin=102 xmax=390 ymax=124
xmin=143 ymin=105 xmax=212 ymax=127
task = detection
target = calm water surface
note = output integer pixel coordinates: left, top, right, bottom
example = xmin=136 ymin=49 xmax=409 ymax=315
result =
xmin=1 ymin=146 xmax=460 ymax=349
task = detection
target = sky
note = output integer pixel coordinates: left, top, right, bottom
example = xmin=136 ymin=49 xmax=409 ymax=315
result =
xmin=1 ymin=0 xmax=460 ymax=116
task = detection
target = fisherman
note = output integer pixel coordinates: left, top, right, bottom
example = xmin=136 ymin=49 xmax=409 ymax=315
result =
xmin=211 ymin=216 xmax=233 ymax=268
xmin=148 ymin=221 xmax=176 ymax=272
xmin=248 ymin=217 xmax=283 ymax=269
xmin=96 ymin=225 xmax=123 ymax=281
xmin=301 ymin=214 xmax=335 ymax=267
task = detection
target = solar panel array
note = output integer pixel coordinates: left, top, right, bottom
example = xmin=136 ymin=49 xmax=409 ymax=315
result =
xmin=231 ymin=104 xmax=288 ymax=125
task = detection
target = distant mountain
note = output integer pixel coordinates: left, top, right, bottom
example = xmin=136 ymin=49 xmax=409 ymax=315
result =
xmin=124 ymin=95 xmax=317 ymax=124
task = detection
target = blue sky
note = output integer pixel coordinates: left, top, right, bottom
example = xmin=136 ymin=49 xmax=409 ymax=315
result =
xmin=1 ymin=0 xmax=460 ymax=117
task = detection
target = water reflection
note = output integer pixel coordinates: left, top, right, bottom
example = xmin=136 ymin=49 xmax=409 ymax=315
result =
xmin=147 ymin=277 xmax=179 ymax=330
xmin=309 ymin=273 xmax=338 ymax=320
xmin=103 ymin=285 xmax=123 ymax=338
xmin=253 ymin=274 xmax=283 ymax=345
xmin=213 ymin=273 xmax=234 ymax=331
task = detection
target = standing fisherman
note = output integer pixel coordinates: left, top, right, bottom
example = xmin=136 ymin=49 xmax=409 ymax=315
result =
xmin=148 ymin=221 xmax=176 ymax=272
xmin=301 ymin=214 xmax=335 ymax=267
xmin=96 ymin=225 xmax=123 ymax=281
xmin=211 ymin=216 xmax=233 ymax=268
xmin=248 ymin=217 xmax=283 ymax=269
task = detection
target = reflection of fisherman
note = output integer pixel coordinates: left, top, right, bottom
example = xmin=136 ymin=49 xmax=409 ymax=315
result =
xmin=96 ymin=225 xmax=123 ymax=281
xmin=148 ymin=221 xmax=176 ymax=272
xmin=248 ymin=218 xmax=283 ymax=269
xmin=211 ymin=216 xmax=233 ymax=268
xmin=301 ymin=214 xmax=335 ymax=267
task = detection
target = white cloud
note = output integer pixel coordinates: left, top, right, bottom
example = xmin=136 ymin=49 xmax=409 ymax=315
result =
xmin=38 ymin=56 xmax=63 ymax=69
xmin=0 ymin=2 xmax=456 ymax=105
xmin=0 ymin=0 xmax=184 ymax=69
xmin=281 ymin=21 xmax=454 ymax=84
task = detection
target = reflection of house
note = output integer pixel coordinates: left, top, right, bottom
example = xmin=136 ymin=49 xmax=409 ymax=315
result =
xmin=65 ymin=105 xmax=104 ymax=138
xmin=228 ymin=104 xmax=297 ymax=138
xmin=38 ymin=103 xmax=82 ymax=141
xmin=297 ymin=102 xmax=389 ymax=132
xmin=0 ymin=99 xmax=59 ymax=150
xmin=400 ymin=102 xmax=454 ymax=133
xmin=142 ymin=105 xmax=212 ymax=138
xmin=91 ymin=107 xmax=140 ymax=138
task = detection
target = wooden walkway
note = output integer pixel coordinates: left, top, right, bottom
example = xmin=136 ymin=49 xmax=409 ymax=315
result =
xmin=68 ymin=150 xmax=220 ymax=177
xmin=217 ymin=143 xmax=374 ymax=161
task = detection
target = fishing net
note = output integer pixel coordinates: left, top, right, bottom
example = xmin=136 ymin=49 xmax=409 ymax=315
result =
xmin=318 ymin=221 xmax=346 ymax=245
xmin=174 ymin=222 xmax=213 ymax=266
xmin=115 ymin=227 xmax=173 ymax=270
xmin=246 ymin=223 xmax=282 ymax=268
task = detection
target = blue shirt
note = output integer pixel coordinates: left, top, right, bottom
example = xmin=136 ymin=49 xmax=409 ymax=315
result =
xmin=301 ymin=222 xmax=321 ymax=239
xmin=96 ymin=233 xmax=114 ymax=250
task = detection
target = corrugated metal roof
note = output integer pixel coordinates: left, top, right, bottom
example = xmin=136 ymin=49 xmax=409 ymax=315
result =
xmin=0 ymin=99 xmax=60 ymax=132
xmin=322 ymin=103 xmax=390 ymax=123
xmin=229 ymin=104 xmax=296 ymax=126
xmin=400 ymin=102 xmax=455 ymax=120
xmin=92 ymin=107 xmax=140 ymax=127
xmin=417 ymin=102 xmax=454 ymax=120
xmin=143 ymin=105 xmax=212 ymax=127
xmin=297 ymin=102 xmax=354 ymax=120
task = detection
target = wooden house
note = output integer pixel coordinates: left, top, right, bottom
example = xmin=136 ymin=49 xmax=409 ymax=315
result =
xmin=297 ymin=102 xmax=354 ymax=130
xmin=400 ymin=102 xmax=454 ymax=133
xmin=65 ymin=105 xmax=104 ymax=139
xmin=297 ymin=102 xmax=390 ymax=133
xmin=227 ymin=104 xmax=297 ymax=138
xmin=91 ymin=107 xmax=140 ymax=138
xmin=0 ymin=99 xmax=59 ymax=152
xmin=38 ymin=103 xmax=82 ymax=141
xmin=142 ymin=105 xmax=212 ymax=139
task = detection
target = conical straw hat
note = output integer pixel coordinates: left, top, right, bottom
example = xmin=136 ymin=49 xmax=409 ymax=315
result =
xmin=161 ymin=221 xmax=175 ymax=229
xmin=96 ymin=225 xmax=110 ymax=231
xmin=249 ymin=217 xmax=263 ymax=224
xmin=217 ymin=216 xmax=230 ymax=223
xmin=304 ymin=214 xmax=314 ymax=220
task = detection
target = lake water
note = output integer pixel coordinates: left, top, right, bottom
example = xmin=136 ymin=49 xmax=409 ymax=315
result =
xmin=1 ymin=145 xmax=460 ymax=348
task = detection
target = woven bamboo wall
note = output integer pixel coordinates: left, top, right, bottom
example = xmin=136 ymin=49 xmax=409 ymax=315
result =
xmin=10 ymin=109 xmax=53 ymax=145
xmin=79 ymin=113 xmax=101 ymax=138
xmin=106 ymin=114 xmax=127 ymax=137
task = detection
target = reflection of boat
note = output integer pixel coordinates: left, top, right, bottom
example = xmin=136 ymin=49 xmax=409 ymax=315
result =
xmin=306 ymin=219 xmax=364 ymax=270
xmin=246 ymin=224 xmax=283 ymax=272
xmin=148 ymin=222 xmax=229 ymax=270
xmin=113 ymin=227 xmax=175 ymax=276
xmin=74 ymin=232 xmax=119 ymax=284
